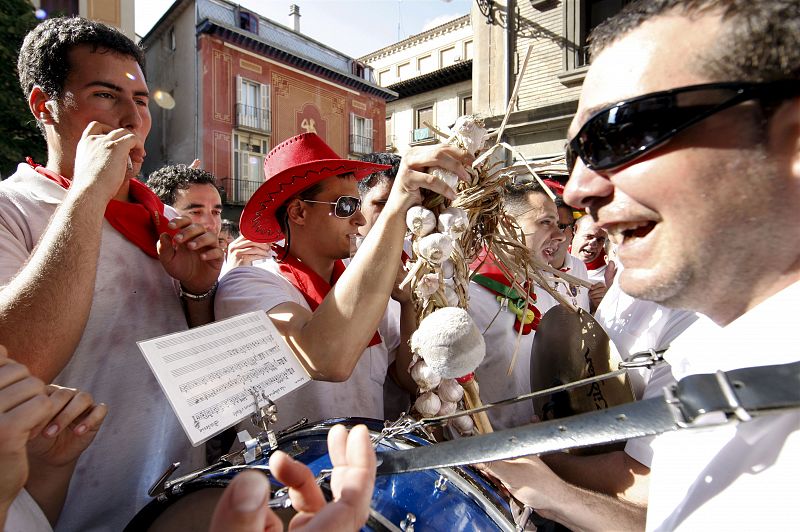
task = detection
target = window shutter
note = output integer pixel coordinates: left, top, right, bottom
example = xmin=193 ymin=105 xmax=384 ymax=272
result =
xmin=236 ymin=75 xmax=242 ymax=104
xmin=366 ymin=118 xmax=373 ymax=152
xmin=260 ymin=83 xmax=269 ymax=131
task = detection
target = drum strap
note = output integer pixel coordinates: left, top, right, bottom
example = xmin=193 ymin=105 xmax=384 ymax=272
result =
xmin=377 ymin=360 xmax=800 ymax=474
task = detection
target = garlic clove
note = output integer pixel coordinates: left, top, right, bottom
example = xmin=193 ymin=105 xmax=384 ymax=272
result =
xmin=414 ymin=273 xmax=440 ymax=299
xmin=452 ymin=115 xmax=487 ymax=155
xmin=415 ymin=391 xmax=442 ymax=418
xmin=405 ymin=206 xmax=436 ymax=237
xmin=410 ymin=307 xmax=486 ymax=378
xmin=410 ymin=359 xmax=442 ymax=392
xmin=431 ymin=167 xmax=459 ymax=190
xmin=437 ymin=378 xmax=464 ymax=403
xmin=436 ymin=399 xmax=457 ymax=416
xmin=450 ymin=412 xmax=475 ymax=436
xmin=440 ymin=259 xmax=455 ymax=279
xmin=416 ymin=233 xmax=454 ymax=264
xmin=437 ymin=207 xmax=469 ymax=239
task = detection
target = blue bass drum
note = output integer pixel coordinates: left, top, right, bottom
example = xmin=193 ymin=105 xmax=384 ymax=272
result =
xmin=127 ymin=418 xmax=516 ymax=531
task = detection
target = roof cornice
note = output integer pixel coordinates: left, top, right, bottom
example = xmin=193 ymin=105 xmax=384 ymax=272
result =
xmin=359 ymin=14 xmax=471 ymax=62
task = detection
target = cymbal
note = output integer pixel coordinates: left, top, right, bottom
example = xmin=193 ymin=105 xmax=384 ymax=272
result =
xmin=530 ymin=305 xmax=634 ymax=422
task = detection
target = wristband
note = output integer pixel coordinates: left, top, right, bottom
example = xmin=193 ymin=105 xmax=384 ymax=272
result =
xmin=179 ymin=281 xmax=218 ymax=300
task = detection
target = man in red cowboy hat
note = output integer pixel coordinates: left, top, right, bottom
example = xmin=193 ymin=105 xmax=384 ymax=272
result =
xmin=215 ymin=133 xmax=468 ymax=428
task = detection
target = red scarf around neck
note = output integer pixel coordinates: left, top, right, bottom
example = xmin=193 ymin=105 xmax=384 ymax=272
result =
xmin=470 ymin=250 xmax=541 ymax=334
xmin=28 ymin=159 xmax=176 ymax=259
xmin=585 ymin=254 xmax=607 ymax=272
xmin=276 ymin=250 xmax=381 ymax=348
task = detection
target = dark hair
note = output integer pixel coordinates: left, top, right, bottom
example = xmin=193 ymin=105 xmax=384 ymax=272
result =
xmin=357 ymin=153 xmax=401 ymax=196
xmin=504 ymin=179 xmax=551 ymax=216
xmin=220 ymin=219 xmax=240 ymax=239
xmin=589 ymin=0 xmax=800 ymax=82
xmin=18 ymin=16 xmax=146 ymax=136
xmin=146 ymin=164 xmax=219 ymax=206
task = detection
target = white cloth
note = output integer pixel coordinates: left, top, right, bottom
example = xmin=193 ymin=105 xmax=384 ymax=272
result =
xmin=215 ymin=260 xmax=391 ymax=430
xmin=467 ymin=281 xmax=559 ymax=430
xmin=4 ymin=489 xmax=52 ymax=532
xmin=0 ymin=165 xmax=205 ymax=532
xmin=547 ymin=254 xmax=591 ymax=312
xmin=644 ymin=281 xmax=800 ymax=531
xmin=586 ymin=262 xmax=607 ymax=283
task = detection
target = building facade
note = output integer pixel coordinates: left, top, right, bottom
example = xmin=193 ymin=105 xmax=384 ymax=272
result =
xmin=140 ymin=0 xmax=396 ymax=217
xmin=360 ymin=15 xmax=473 ymax=155
xmin=31 ymin=0 xmax=135 ymax=40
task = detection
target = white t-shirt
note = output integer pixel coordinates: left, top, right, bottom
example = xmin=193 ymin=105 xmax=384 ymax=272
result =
xmin=4 ymin=489 xmax=52 ymax=532
xmin=544 ymin=254 xmax=591 ymax=312
xmin=644 ymin=281 xmax=800 ymax=531
xmin=467 ymin=281 xmax=559 ymax=430
xmin=215 ymin=260 xmax=392 ymax=430
xmin=586 ymin=262 xmax=608 ymax=283
xmin=0 ymin=165 xmax=205 ymax=532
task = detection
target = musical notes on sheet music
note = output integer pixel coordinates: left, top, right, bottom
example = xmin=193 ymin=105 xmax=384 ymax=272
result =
xmin=138 ymin=312 xmax=310 ymax=446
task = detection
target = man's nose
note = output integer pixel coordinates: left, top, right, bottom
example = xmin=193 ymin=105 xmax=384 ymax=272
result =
xmin=563 ymin=160 xmax=614 ymax=212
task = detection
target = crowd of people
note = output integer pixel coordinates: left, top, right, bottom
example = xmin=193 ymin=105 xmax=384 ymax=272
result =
xmin=0 ymin=0 xmax=798 ymax=530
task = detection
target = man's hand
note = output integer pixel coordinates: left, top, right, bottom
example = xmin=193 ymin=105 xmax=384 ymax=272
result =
xmin=226 ymin=236 xmax=274 ymax=268
xmin=0 ymin=347 xmax=53 ymax=508
xmin=480 ymin=455 xmax=563 ymax=514
xmin=158 ymin=216 xmax=224 ymax=294
xmin=208 ymin=424 xmax=376 ymax=532
xmin=588 ymin=282 xmax=607 ymax=311
xmin=71 ymin=121 xmax=143 ymax=203
xmin=391 ymin=258 xmax=411 ymax=303
xmin=387 ymin=145 xmax=473 ymax=213
xmin=26 ymin=386 xmax=107 ymax=469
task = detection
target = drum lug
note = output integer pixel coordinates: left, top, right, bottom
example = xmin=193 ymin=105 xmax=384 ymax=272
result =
xmin=434 ymin=474 xmax=448 ymax=492
xmin=400 ymin=512 xmax=416 ymax=531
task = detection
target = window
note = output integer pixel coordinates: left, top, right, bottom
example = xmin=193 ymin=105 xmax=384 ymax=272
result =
xmin=386 ymin=116 xmax=394 ymax=149
xmin=417 ymin=54 xmax=433 ymax=74
xmin=350 ymin=113 xmax=373 ymax=154
xmin=40 ymin=0 xmax=79 ymax=17
xmin=232 ymin=133 xmax=269 ymax=204
xmin=352 ymin=61 xmax=366 ymax=78
xmin=397 ymin=62 xmax=412 ymax=79
xmin=168 ymin=27 xmax=176 ymax=51
xmin=460 ymin=95 xmax=472 ymax=116
xmin=378 ymin=69 xmax=390 ymax=86
xmin=411 ymin=106 xmax=435 ymax=144
xmin=464 ymin=40 xmax=474 ymax=61
xmin=236 ymin=76 xmax=270 ymax=133
xmin=564 ymin=0 xmax=633 ymax=73
xmin=439 ymin=46 xmax=459 ymax=66
xmin=238 ymin=9 xmax=258 ymax=33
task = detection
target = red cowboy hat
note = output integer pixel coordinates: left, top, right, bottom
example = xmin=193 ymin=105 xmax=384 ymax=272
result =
xmin=240 ymin=133 xmax=390 ymax=243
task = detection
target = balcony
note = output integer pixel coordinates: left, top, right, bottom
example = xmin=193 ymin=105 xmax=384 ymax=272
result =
xmin=410 ymin=127 xmax=436 ymax=145
xmin=221 ymin=177 xmax=263 ymax=205
xmin=349 ymin=134 xmax=373 ymax=155
xmin=236 ymin=104 xmax=271 ymax=133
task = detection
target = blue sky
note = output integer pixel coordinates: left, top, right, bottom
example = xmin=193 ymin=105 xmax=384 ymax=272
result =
xmin=136 ymin=0 xmax=473 ymax=58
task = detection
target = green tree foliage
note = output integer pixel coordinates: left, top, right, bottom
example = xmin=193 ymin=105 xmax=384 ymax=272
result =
xmin=0 ymin=0 xmax=46 ymax=179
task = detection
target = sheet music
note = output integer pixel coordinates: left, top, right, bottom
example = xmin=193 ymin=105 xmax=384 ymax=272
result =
xmin=138 ymin=311 xmax=310 ymax=446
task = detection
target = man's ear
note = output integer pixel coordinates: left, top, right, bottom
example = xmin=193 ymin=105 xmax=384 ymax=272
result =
xmin=29 ymin=86 xmax=54 ymax=124
xmin=768 ymin=97 xmax=800 ymax=181
xmin=285 ymin=198 xmax=308 ymax=228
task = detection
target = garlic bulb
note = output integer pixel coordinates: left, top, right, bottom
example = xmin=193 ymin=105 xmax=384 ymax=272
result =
xmin=416 ymin=233 xmax=454 ymax=264
xmin=437 ymin=207 xmax=469 ymax=239
xmin=431 ymin=167 xmax=459 ymax=190
xmin=410 ymin=359 xmax=442 ymax=392
xmin=437 ymin=378 xmax=464 ymax=403
xmin=450 ymin=413 xmax=475 ymax=436
xmin=436 ymin=400 xmax=457 ymax=416
xmin=440 ymin=259 xmax=455 ymax=279
xmin=406 ymin=206 xmax=436 ymax=237
xmin=452 ymin=115 xmax=487 ymax=155
xmin=443 ymin=284 xmax=459 ymax=307
xmin=410 ymin=307 xmax=486 ymax=378
xmin=415 ymin=273 xmax=440 ymax=299
xmin=415 ymin=391 xmax=442 ymax=417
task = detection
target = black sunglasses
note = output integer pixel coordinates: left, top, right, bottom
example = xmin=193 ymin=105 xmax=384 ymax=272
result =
xmin=566 ymin=80 xmax=800 ymax=173
xmin=301 ymin=195 xmax=361 ymax=218
xmin=557 ymin=222 xmax=575 ymax=232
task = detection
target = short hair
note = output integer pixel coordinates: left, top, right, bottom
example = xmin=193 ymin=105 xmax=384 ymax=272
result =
xmin=18 ymin=16 xmax=145 ymax=101
xmin=504 ymin=179 xmax=551 ymax=217
xmin=357 ymin=153 xmax=401 ymax=196
xmin=220 ymin=219 xmax=240 ymax=239
xmin=589 ymin=0 xmax=800 ymax=82
xmin=146 ymin=164 xmax=219 ymax=206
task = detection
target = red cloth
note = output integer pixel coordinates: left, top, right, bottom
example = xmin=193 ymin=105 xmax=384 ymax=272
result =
xmin=276 ymin=251 xmax=381 ymax=347
xmin=585 ymin=254 xmax=607 ymax=272
xmin=27 ymin=159 xmax=177 ymax=259
xmin=470 ymin=250 xmax=541 ymax=334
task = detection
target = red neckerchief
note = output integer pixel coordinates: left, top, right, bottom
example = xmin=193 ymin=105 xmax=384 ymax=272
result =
xmin=27 ymin=159 xmax=176 ymax=259
xmin=585 ymin=254 xmax=607 ymax=271
xmin=276 ymin=250 xmax=381 ymax=347
xmin=470 ymin=250 xmax=540 ymax=334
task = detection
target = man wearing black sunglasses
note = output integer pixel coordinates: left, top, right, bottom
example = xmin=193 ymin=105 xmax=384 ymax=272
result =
xmin=485 ymin=1 xmax=800 ymax=530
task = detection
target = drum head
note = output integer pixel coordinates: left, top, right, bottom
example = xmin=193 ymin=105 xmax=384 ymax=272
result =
xmin=530 ymin=305 xmax=634 ymax=421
